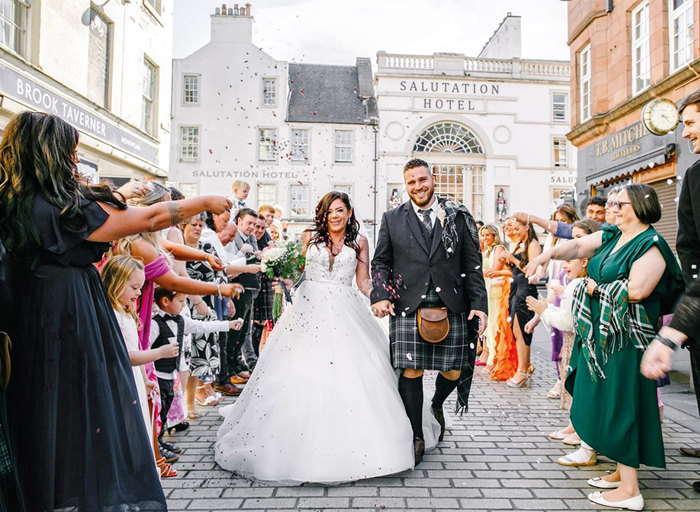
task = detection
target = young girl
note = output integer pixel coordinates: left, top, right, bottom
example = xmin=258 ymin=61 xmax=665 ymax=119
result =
xmin=102 ymin=255 xmax=180 ymax=477
xmin=525 ymin=253 xmax=591 ymax=459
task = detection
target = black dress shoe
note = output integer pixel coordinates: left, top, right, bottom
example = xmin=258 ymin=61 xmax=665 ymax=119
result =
xmin=693 ymin=481 xmax=700 ymax=493
xmin=413 ymin=437 xmax=425 ymax=466
xmin=681 ymin=447 xmax=700 ymax=458
xmin=159 ymin=439 xmax=182 ymax=454
xmin=159 ymin=446 xmax=179 ymax=464
xmin=431 ymin=406 xmax=445 ymax=442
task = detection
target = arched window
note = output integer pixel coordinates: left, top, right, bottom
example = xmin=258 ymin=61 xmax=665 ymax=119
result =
xmin=413 ymin=123 xmax=483 ymax=154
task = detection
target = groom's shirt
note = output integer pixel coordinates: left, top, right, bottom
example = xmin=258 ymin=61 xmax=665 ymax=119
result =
xmin=410 ymin=197 xmax=440 ymax=230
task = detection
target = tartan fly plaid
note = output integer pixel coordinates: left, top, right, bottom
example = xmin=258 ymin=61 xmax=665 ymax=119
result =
xmin=390 ymin=287 xmax=478 ymax=414
xmin=572 ymin=278 xmax=655 ymax=381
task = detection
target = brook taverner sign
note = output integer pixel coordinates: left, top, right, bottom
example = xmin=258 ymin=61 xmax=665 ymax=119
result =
xmin=0 ymin=65 xmax=158 ymax=163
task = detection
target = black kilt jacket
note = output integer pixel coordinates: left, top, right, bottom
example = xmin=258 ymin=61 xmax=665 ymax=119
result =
xmin=370 ymin=199 xmax=487 ymax=316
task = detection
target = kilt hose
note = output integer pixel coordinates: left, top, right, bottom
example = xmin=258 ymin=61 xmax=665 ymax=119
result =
xmin=390 ymin=287 xmax=478 ymax=414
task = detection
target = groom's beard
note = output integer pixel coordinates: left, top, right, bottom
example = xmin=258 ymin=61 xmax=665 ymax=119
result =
xmin=409 ymin=188 xmax=435 ymax=208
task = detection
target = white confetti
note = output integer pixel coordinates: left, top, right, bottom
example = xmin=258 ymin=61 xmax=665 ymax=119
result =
xmin=693 ymin=274 xmax=698 ymax=279
xmin=653 ymin=235 xmax=659 ymax=241
xmin=447 ymin=248 xmax=453 ymax=253
xmin=667 ymin=178 xmax=674 ymax=185
xmin=475 ymin=265 xmax=480 ymax=269
xmin=406 ymin=353 xmax=413 ymax=361
xmin=470 ymin=343 xmax=475 ymax=349
xmin=507 ymin=316 xmax=512 ymax=322
xmin=674 ymin=197 xmax=679 ymax=203
xmin=460 ymin=273 xmax=466 ymax=277
xmin=644 ymin=194 xmax=650 ymax=199
xmin=421 ymin=294 xmax=427 ymax=299
xmin=435 ymin=287 xmax=441 ymax=292
xmin=692 ymin=264 xmax=697 ymax=269
xmin=401 ymin=312 xmax=406 ymax=317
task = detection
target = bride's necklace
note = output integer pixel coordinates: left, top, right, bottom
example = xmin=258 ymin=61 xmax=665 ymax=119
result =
xmin=326 ymin=235 xmax=345 ymax=271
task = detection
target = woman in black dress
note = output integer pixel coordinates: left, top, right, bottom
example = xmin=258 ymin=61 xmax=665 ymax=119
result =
xmin=0 ymin=112 xmax=231 ymax=511
xmin=500 ymin=218 xmax=541 ymax=388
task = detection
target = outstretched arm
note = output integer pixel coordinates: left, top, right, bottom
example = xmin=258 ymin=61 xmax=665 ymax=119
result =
xmin=524 ymin=231 xmax=603 ymax=277
xmin=89 ymin=196 xmax=231 ymax=243
xmin=370 ymin=212 xmax=393 ymax=305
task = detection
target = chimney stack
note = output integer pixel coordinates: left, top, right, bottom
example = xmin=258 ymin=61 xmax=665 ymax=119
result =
xmin=211 ymin=2 xmax=254 ymax=41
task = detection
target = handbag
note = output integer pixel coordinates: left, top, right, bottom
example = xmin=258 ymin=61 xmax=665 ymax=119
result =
xmin=417 ymin=307 xmax=450 ymax=343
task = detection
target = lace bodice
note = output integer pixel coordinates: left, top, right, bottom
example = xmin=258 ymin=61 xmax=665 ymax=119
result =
xmin=305 ymin=243 xmax=357 ymax=287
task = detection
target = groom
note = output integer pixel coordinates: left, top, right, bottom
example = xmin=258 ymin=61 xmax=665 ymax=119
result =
xmin=371 ymin=158 xmax=487 ymax=464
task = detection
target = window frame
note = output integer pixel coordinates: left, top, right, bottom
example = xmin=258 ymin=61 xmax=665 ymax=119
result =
xmin=579 ymin=44 xmax=591 ymax=122
xmin=290 ymin=128 xmax=310 ymax=162
xmin=551 ymin=91 xmax=568 ymax=123
xmin=182 ymin=74 xmax=200 ymax=106
xmin=142 ymin=56 xmax=158 ymax=136
xmin=258 ymin=127 xmax=278 ymax=162
xmin=553 ymin=137 xmax=568 ymax=168
xmin=289 ymin=183 xmax=310 ymax=217
xmin=178 ymin=183 xmax=199 ymax=198
xmin=631 ymin=1 xmax=650 ymax=95
xmin=333 ymin=184 xmax=353 ymax=198
xmin=334 ymin=129 xmax=353 ymax=163
xmin=86 ymin=5 xmax=113 ymax=109
xmin=0 ymin=0 xmax=29 ymax=57
xmin=257 ymin=182 xmax=277 ymax=205
xmin=668 ymin=0 xmax=694 ymax=72
xmin=261 ymin=77 xmax=277 ymax=107
xmin=179 ymin=125 xmax=200 ymax=163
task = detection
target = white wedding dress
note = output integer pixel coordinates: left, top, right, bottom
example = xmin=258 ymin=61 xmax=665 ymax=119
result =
xmin=215 ymin=243 xmax=440 ymax=484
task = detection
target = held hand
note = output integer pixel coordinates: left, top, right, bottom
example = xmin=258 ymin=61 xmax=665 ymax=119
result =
xmin=206 ymin=196 xmax=233 ymax=215
xmin=468 ymin=310 xmax=487 ymax=335
xmin=194 ymin=300 xmax=209 ymax=317
xmin=511 ymin=212 xmax=529 ymax=225
xmin=117 ymin=180 xmax=149 ymax=200
xmin=254 ymin=251 xmax=263 ymax=260
xmin=526 ymin=295 xmax=547 ymax=315
xmin=228 ymin=299 xmax=236 ymax=316
xmin=239 ymin=243 xmax=254 ymax=255
xmin=371 ymin=300 xmax=394 ymax=318
xmin=206 ymin=253 xmax=225 ymax=271
xmin=484 ymin=269 xmax=499 ymax=279
xmin=585 ymin=278 xmax=597 ymax=296
xmin=548 ymin=283 xmax=566 ymax=296
xmin=246 ymin=264 xmax=262 ymax=274
xmin=144 ymin=379 xmax=158 ymax=396
xmin=221 ymin=283 xmax=244 ymax=299
xmin=158 ymin=343 xmax=179 ymax=359
xmin=229 ymin=318 xmax=244 ymax=331
xmin=640 ymin=340 xmax=674 ymax=380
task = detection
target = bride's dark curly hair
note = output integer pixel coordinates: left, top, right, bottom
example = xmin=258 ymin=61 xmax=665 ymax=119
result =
xmin=0 ymin=112 xmax=126 ymax=255
xmin=309 ymin=191 xmax=361 ymax=257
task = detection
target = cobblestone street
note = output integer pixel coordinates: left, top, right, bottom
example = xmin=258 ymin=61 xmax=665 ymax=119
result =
xmin=164 ymin=327 xmax=700 ymax=511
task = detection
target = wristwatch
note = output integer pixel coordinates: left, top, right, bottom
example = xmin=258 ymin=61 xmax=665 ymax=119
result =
xmin=591 ymin=285 xmax=601 ymax=300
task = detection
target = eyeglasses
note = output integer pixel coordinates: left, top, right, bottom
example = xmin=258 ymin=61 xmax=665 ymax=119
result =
xmin=608 ymin=201 xmax=632 ymax=209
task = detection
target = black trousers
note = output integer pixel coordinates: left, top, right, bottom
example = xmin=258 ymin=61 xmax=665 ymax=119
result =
xmin=157 ymin=377 xmax=175 ymax=435
xmin=226 ymin=292 xmax=253 ymax=377
xmin=689 ymin=342 xmax=700 ymax=416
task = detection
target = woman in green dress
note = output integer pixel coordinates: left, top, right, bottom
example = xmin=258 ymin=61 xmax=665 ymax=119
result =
xmin=526 ymin=183 xmax=683 ymax=511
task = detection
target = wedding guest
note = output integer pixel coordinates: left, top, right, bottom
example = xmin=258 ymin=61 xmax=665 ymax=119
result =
xmin=513 ymin=196 xmax=607 ymax=240
xmin=641 ymin=91 xmax=700 ymax=491
xmin=477 ymin=225 xmax=507 ymax=370
xmin=251 ymin=216 xmax=276 ymax=360
xmin=270 ymin=219 xmax=283 ymax=241
xmin=258 ymin=204 xmax=276 ymax=229
xmin=230 ymin=180 xmax=250 ymax=212
xmin=500 ymin=217 xmax=541 ymax=387
xmin=526 ymin=184 xmax=683 ymax=510
xmin=0 ymin=111 xmax=232 ymax=511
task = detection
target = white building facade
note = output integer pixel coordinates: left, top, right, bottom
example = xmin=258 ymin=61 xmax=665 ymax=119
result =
xmin=170 ymin=4 xmax=378 ymax=235
xmin=375 ymin=15 xmax=575 ymax=225
xmin=0 ymin=0 xmax=173 ymax=182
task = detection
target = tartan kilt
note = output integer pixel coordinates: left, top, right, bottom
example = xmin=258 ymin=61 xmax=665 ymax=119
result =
xmin=253 ymin=275 xmax=275 ymax=322
xmin=390 ymin=287 xmax=478 ymax=371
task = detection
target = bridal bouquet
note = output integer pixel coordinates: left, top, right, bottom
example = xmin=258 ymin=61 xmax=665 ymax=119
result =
xmin=261 ymin=240 xmax=305 ymax=320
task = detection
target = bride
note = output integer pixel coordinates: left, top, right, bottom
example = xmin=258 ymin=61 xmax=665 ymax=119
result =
xmin=215 ymin=191 xmax=439 ymax=484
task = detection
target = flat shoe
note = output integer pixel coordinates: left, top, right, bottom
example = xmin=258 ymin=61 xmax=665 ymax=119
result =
xmin=558 ymin=451 xmax=596 ymax=466
xmin=680 ymin=447 xmax=700 ymax=458
xmin=692 ymin=481 xmax=700 ymax=492
xmin=549 ymin=429 xmax=570 ymax=440
xmin=588 ymin=476 xmax=621 ymax=489
xmin=587 ymin=491 xmax=643 ymax=511
xmin=563 ymin=433 xmax=581 ymax=445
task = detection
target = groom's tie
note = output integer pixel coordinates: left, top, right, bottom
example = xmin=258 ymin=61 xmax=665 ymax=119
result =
xmin=418 ymin=209 xmax=433 ymax=231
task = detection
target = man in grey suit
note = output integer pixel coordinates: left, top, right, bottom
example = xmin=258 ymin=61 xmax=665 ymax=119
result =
xmin=371 ymin=158 xmax=487 ymax=464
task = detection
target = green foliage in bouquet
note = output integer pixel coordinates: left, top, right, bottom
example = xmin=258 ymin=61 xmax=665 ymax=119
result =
xmin=260 ymin=240 xmax=305 ymax=320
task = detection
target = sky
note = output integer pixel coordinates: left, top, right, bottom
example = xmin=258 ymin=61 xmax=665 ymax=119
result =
xmin=172 ymin=0 xmax=571 ymax=65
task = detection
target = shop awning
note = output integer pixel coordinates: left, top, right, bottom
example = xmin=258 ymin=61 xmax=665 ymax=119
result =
xmin=585 ymin=145 xmax=669 ymax=185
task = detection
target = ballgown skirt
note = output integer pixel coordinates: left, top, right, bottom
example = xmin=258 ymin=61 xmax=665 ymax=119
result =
xmin=215 ymin=279 xmax=440 ymax=484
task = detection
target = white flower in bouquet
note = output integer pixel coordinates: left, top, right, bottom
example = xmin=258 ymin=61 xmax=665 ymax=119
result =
xmin=260 ymin=247 xmax=286 ymax=272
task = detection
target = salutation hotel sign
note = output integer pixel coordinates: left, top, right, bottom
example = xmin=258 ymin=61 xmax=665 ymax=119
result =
xmin=399 ymin=80 xmax=503 ymax=111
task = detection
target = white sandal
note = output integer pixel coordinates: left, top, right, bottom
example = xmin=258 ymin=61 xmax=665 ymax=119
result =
xmin=587 ymin=476 xmax=621 ymax=489
xmin=588 ymin=491 xmax=643 ymax=511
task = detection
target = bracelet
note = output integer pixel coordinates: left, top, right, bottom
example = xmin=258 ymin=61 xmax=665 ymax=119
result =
xmin=193 ymin=300 xmax=204 ymax=306
xmin=655 ymin=335 xmax=680 ymax=352
xmin=216 ymin=283 xmax=222 ymax=299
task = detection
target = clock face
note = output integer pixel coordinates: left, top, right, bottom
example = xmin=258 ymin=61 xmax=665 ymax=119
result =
xmin=643 ymin=99 xmax=680 ymax=135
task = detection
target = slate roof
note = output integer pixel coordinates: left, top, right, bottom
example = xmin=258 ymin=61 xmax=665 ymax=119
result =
xmin=287 ymin=59 xmax=378 ymax=125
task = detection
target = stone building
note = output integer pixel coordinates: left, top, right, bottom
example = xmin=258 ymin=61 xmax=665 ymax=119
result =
xmin=170 ymin=4 xmax=377 ymax=236
xmin=567 ymin=0 xmax=699 ymax=251
xmin=374 ymin=14 xmax=574 ymax=227
xmin=0 ymin=0 xmax=174 ymax=183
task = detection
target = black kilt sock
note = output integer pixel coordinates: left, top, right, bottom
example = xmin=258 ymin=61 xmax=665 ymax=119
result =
xmin=432 ymin=372 xmax=459 ymax=409
xmin=399 ymin=374 xmax=424 ymax=440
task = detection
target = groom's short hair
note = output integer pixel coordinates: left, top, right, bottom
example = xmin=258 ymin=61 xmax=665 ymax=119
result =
xmin=404 ymin=158 xmax=430 ymax=173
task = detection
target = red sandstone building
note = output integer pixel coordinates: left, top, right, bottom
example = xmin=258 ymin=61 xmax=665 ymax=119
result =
xmin=567 ymin=0 xmax=699 ymax=250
